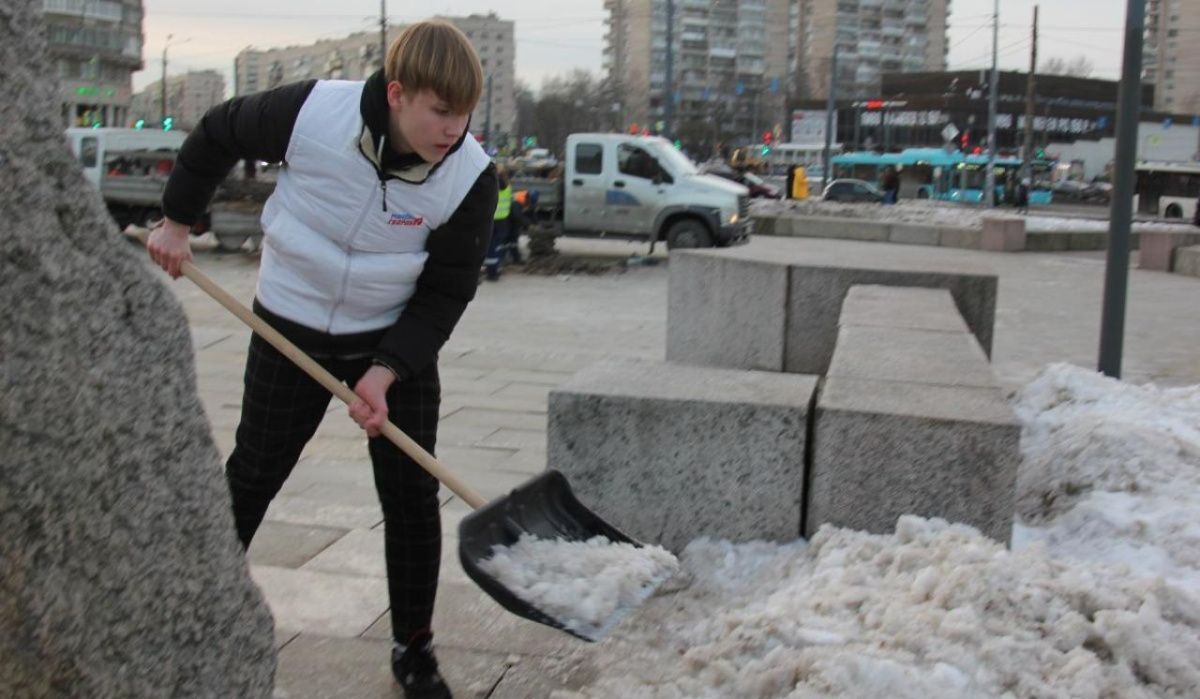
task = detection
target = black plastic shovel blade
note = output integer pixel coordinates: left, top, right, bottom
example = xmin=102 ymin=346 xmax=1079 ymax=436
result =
xmin=457 ymin=469 xmax=642 ymax=641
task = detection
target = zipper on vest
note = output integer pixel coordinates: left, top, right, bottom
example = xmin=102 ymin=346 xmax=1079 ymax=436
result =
xmin=325 ymin=173 xmax=379 ymax=333
xmin=377 ymin=134 xmax=388 ymax=211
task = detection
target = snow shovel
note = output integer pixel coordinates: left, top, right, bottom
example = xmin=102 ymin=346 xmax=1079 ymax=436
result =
xmin=152 ymin=241 xmax=658 ymax=641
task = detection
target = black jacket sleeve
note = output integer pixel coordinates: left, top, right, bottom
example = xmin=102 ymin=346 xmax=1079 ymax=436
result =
xmin=161 ymin=80 xmax=317 ymax=225
xmin=374 ymin=164 xmax=498 ymax=379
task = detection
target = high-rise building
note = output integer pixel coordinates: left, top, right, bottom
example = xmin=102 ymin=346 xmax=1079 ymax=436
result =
xmin=1144 ymin=0 xmax=1200 ymax=112
xmin=604 ymin=0 xmax=792 ymax=148
xmin=797 ymin=0 xmax=948 ymax=100
xmin=129 ymin=70 xmax=225 ymax=130
xmin=42 ymin=0 xmax=145 ymax=128
xmin=233 ymin=14 xmax=515 ymax=144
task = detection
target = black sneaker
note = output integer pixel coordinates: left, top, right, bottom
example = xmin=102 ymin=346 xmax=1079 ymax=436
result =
xmin=392 ymin=633 xmax=452 ymax=699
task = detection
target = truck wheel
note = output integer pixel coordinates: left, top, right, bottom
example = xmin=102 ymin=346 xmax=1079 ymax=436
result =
xmin=216 ymin=235 xmax=248 ymax=252
xmin=665 ymin=218 xmax=714 ymax=250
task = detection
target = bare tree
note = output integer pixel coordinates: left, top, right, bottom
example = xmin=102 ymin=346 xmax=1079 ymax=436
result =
xmin=1040 ymin=55 xmax=1094 ymax=78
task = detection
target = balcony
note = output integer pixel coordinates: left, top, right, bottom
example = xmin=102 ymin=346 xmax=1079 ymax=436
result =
xmin=43 ymin=0 xmax=123 ymax=22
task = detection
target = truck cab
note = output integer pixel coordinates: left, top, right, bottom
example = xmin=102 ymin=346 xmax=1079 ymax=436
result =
xmin=562 ymin=133 xmax=750 ymax=249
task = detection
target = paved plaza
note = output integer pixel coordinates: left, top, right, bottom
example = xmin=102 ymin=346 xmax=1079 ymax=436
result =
xmin=162 ymin=235 xmax=1200 ymax=697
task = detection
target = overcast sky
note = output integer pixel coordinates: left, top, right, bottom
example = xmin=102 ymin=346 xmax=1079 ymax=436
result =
xmin=133 ymin=0 xmax=1133 ymax=96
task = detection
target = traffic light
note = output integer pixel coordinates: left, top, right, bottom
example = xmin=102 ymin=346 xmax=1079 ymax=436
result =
xmin=960 ymin=131 xmax=970 ymax=152
xmin=1034 ymin=147 xmax=1046 ymax=160
xmin=134 ymin=119 xmax=145 ymax=130
xmin=162 ymin=116 xmax=174 ymax=131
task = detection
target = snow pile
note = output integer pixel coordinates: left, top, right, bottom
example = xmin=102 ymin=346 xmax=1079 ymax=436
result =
xmin=552 ymin=366 xmax=1200 ymax=698
xmin=750 ymin=198 xmax=1199 ymax=234
xmin=477 ymin=534 xmax=680 ymax=641
xmin=1012 ymin=364 xmax=1200 ymax=594
xmin=559 ymin=517 xmax=1200 ymax=698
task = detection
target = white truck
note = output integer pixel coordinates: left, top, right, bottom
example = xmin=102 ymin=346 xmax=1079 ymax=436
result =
xmin=513 ymin=133 xmax=751 ymax=250
xmin=66 ymin=127 xmax=186 ymax=229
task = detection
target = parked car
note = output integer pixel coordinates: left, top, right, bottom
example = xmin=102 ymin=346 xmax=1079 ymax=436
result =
xmin=700 ymin=166 xmax=780 ymax=198
xmin=822 ymin=179 xmax=884 ymax=203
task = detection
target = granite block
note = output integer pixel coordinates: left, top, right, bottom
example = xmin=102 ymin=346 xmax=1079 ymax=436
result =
xmin=548 ymin=359 xmax=816 ymax=551
xmin=811 ymin=377 xmax=1020 ymax=543
xmin=666 ymin=251 xmax=789 ymax=371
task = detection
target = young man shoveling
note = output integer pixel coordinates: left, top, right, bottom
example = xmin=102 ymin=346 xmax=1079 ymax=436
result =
xmin=147 ymin=21 xmax=496 ymax=698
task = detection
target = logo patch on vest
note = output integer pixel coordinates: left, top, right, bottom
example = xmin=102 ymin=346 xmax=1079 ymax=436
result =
xmin=388 ymin=211 xmax=425 ymax=226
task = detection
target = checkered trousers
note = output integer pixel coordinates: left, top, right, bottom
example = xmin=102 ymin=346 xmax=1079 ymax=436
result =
xmin=225 ymin=330 xmax=443 ymax=643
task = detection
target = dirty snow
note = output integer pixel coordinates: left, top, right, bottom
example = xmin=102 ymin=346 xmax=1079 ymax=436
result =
xmin=477 ymin=534 xmax=680 ymax=641
xmin=553 ymin=365 xmax=1200 ymax=698
xmin=750 ymin=198 xmax=1199 ymax=234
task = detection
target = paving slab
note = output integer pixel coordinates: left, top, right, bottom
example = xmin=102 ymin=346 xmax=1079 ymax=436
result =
xmin=250 ymin=566 xmax=390 ymax=637
xmin=264 ymin=495 xmax=383 ymax=530
xmin=273 ymin=634 xmax=513 ymax=699
xmin=440 ymin=407 xmax=548 ymax=432
xmin=302 ymin=528 xmax=386 ymax=579
xmin=248 ymin=522 xmax=349 ymax=569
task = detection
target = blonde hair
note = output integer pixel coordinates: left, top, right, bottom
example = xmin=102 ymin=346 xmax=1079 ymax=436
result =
xmin=385 ymin=20 xmax=483 ymax=114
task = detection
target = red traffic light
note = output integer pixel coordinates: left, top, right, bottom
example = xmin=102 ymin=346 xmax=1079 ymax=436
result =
xmin=762 ymin=131 xmax=773 ymax=145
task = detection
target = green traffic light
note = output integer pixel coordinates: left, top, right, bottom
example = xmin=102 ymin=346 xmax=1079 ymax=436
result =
xmin=134 ymin=119 xmax=145 ymax=129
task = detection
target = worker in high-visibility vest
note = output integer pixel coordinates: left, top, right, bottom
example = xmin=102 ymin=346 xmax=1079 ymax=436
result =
xmin=485 ymin=167 xmax=512 ymax=281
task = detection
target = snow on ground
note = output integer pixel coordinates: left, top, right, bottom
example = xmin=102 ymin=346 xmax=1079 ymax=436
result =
xmin=477 ymin=534 xmax=679 ymax=641
xmin=555 ymin=366 xmax=1200 ymax=698
xmin=750 ymin=198 xmax=1199 ymax=234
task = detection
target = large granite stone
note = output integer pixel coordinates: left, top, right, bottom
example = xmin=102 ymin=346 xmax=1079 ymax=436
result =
xmin=1175 ymin=245 xmax=1200 ymax=278
xmin=808 ymin=286 xmax=1020 ymax=543
xmin=667 ymin=245 xmax=997 ymax=376
xmin=548 ymin=359 xmax=817 ymax=551
xmin=666 ymin=251 xmax=789 ymax=372
xmin=0 ymin=6 xmax=275 ymax=696
xmin=811 ymin=377 xmax=1020 ymax=543
xmin=785 ymin=263 xmax=996 ymax=375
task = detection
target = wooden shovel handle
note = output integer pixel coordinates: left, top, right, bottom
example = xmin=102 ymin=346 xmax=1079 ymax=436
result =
xmin=170 ymin=248 xmax=488 ymax=509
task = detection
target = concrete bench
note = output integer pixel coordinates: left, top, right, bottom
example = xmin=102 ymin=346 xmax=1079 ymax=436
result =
xmin=1175 ymin=245 xmax=1200 ymax=278
xmin=807 ymin=285 xmax=1019 ymax=543
xmin=1138 ymin=231 xmax=1200 ymax=271
xmin=667 ymin=243 xmax=997 ymax=375
xmin=547 ymin=358 xmax=818 ymax=552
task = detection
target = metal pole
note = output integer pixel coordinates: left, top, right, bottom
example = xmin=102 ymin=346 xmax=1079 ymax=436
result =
xmin=1023 ymin=6 xmax=1038 ymax=183
xmin=821 ymin=44 xmax=839 ymax=191
xmin=1099 ymin=0 xmax=1146 ymax=379
xmin=484 ymin=73 xmax=493 ymax=146
xmin=663 ymin=0 xmax=674 ymax=139
xmin=160 ymin=34 xmax=170 ymax=124
xmin=380 ymin=0 xmax=388 ymax=71
xmin=985 ymin=0 xmax=999 ymax=206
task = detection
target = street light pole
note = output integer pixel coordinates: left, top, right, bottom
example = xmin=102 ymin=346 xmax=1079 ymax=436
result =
xmin=821 ymin=43 xmax=839 ymax=192
xmin=160 ymin=34 xmax=170 ymax=125
xmin=1098 ymin=0 xmax=1147 ymax=379
xmin=985 ymin=0 xmax=999 ymax=206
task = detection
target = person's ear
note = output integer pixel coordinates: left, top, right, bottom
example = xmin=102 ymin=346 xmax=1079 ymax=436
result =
xmin=386 ymin=80 xmax=406 ymax=110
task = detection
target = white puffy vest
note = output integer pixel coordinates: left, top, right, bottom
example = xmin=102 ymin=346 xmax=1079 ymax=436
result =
xmin=257 ymin=80 xmax=489 ymax=334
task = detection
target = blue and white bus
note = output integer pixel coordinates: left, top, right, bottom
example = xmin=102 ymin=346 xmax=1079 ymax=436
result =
xmin=830 ymin=148 xmax=1054 ymax=205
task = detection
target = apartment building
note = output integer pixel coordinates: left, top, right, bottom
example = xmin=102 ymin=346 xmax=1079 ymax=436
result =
xmin=797 ymin=0 xmax=948 ymax=100
xmin=605 ymin=0 xmax=792 ymax=146
xmin=129 ymin=70 xmax=225 ymax=131
xmin=233 ymin=14 xmax=515 ymax=142
xmin=42 ymin=0 xmax=145 ymax=128
xmin=1144 ymin=0 xmax=1200 ymax=112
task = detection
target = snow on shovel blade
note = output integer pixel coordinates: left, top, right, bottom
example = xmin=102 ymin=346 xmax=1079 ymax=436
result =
xmin=458 ymin=470 xmax=679 ymax=642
